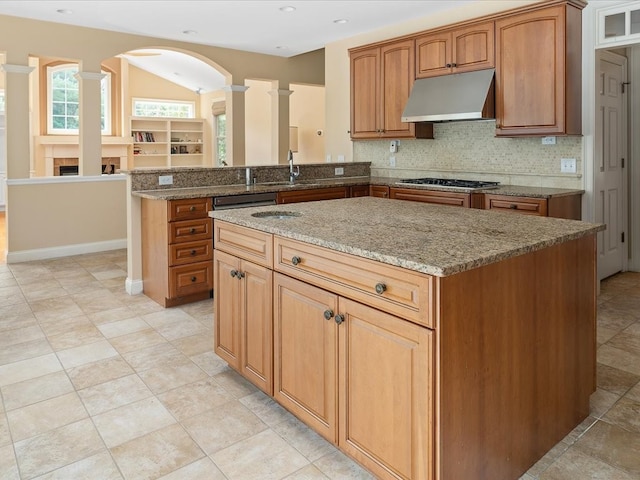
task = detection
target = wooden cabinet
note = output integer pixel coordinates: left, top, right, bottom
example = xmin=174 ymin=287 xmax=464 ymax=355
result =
xmin=273 ymin=272 xmax=433 ymax=479
xmin=214 ymin=222 xmax=274 ymax=394
xmin=277 ymin=186 xmax=349 ymax=204
xmin=350 ymin=40 xmax=433 ymax=140
xmin=415 ymin=21 xmax=495 ymax=78
xmin=390 ymin=187 xmax=471 ymax=207
xmin=484 ymin=192 xmax=582 ymax=219
xmin=370 ymin=185 xmax=390 ymax=198
xmin=495 ymin=2 xmax=583 ymax=136
xmin=131 ymin=117 xmax=206 ymax=168
xmin=349 ymin=185 xmax=369 ymax=197
xmin=141 ymin=197 xmax=213 ymax=307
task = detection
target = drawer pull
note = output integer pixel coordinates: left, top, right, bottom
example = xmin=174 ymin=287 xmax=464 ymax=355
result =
xmin=323 ymin=309 xmax=334 ymax=320
xmin=190 ymin=276 xmax=197 ymax=282
xmin=375 ymin=283 xmax=387 ymax=295
xmin=230 ymin=269 xmax=238 ymax=278
xmin=190 ymin=228 xmax=196 ymax=234
xmin=291 ymin=256 xmax=302 ymax=266
xmin=509 ymin=204 xmax=517 ymax=209
xmin=237 ymin=271 xmax=245 ymax=279
xmin=334 ymin=314 xmax=345 ymax=325
xmin=190 ymin=249 xmax=197 ymax=256
xmin=189 ymin=206 xmax=196 ymax=212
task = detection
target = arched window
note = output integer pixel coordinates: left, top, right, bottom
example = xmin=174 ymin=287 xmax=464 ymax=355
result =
xmin=47 ymin=64 xmax=111 ymax=134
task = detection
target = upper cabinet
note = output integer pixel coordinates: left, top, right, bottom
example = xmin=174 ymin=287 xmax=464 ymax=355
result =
xmin=350 ymin=40 xmax=433 ymax=140
xmin=415 ymin=21 xmax=495 ymax=78
xmin=495 ymin=2 xmax=584 ymax=136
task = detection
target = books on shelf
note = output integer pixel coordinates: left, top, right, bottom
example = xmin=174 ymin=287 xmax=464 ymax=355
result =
xmin=133 ymin=131 xmax=155 ymax=142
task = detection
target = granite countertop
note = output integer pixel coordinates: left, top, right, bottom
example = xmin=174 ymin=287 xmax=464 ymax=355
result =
xmin=209 ymin=197 xmax=602 ymax=277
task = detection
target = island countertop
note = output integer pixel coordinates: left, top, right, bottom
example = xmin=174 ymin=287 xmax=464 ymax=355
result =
xmin=209 ymin=196 xmax=603 ymax=277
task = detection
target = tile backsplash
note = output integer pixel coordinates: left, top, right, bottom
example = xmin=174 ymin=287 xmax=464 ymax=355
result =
xmin=355 ymin=120 xmax=583 ymax=189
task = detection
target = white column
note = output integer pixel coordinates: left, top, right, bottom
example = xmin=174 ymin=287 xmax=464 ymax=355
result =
xmin=76 ymin=71 xmax=106 ymax=176
xmin=223 ymin=84 xmax=249 ymax=166
xmin=269 ymin=87 xmax=293 ymax=165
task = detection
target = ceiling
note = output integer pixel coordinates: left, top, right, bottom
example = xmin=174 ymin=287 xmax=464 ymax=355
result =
xmin=0 ymin=0 xmax=475 ymax=93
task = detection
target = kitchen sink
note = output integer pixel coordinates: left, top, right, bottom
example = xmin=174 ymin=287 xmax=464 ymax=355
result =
xmin=259 ymin=182 xmax=320 ymax=188
xmin=251 ymin=211 xmax=301 ymax=219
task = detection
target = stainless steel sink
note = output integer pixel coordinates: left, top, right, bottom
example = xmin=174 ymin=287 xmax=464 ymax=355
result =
xmin=259 ymin=182 xmax=320 ymax=188
xmin=251 ymin=211 xmax=301 ymax=219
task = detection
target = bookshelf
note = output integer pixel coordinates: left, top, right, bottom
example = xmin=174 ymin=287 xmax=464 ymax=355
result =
xmin=130 ymin=117 xmax=205 ymax=168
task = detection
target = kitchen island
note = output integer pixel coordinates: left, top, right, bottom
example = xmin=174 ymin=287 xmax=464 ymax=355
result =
xmin=210 ymin=197 xmax=603 ymax=480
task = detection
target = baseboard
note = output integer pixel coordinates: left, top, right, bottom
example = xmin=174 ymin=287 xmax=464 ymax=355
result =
xmin=6 ymin=239 xmax=127 ymax=263
xmin=126 ymin=277 xmax=144 ymax=295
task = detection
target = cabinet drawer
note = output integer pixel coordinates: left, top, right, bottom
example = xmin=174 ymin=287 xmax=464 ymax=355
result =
xmin=169 ymin=261 xmax=213 ymax=298
xmin=484 ymin=194 xmax=548 ymax=216
xmin=169 ymin=198 xmax=212 ymax=221
xmin=170 ymin=218 xmax=212 ymax=243
xmin=390 ymin=187 xmax=470 ymax=207
xmin=214 ymin=221 xmax=273 ymax=268
xmin=274 ymin=237 xmax=434 ymax=328
xmin=170 ymin=239 xmax=213 ymax=266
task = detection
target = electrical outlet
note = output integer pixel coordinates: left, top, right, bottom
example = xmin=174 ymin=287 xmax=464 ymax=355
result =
xmin=541 ymin=136 xmax=557 ymax=145
xmin=326 ymin=154 xmax=332 ymax=163
xmin=335 ymin=167 xmax=344 ymax=176
xmin=560 ymin=158 xmax=577 ymax=173
xmin=389 ymin=156 xmax=396 ymax=168
xmin=158 ymin=175 xmax=173 ymax=185
xmin=337 ymin=154 xmax=345 ymax=162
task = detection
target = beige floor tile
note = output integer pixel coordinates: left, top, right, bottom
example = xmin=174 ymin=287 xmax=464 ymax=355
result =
xmin=182 ymin=400 xmax=267 ymax=455
xmin=603 ymin=396 xmax=640 ymax=434
xmin=590 ymin=388 xmax=621 ymax=418
xmin=110 ymin=424 xmax=205 ymax=480
xmin=0 ymin=286 xmax=27 ymax=307
xmin=0 ymin=325 xmax=45 ymax=349
xmin=88 ymin=306 xmax=139 ymax=325
xmin=137 ymin=357 xmax=208 ymax=394
xmin=30 ymin=451 xmax=123 ymax=480
xmin=109 ymin=328 xmax=167 ymax=354
xmin=38 ymin=315 xmax=93 ymax=337
xmin=156 ymin=457 xmax=226 ymax=480
xmin=573 ymin=420 xmax=640 ymax=475
xmin=14 ymin=419 xmax=104 ymax=479
xmin=240 ymin=391 xmax=296 ymax=427
xmin=47 ymin=323 xmax=105 ymax=351
xmin=121 ymin=342 xmax=186 ymax=372
xmin=597 ymin=326 xmax=620 ymax=345
xmin=624 ymin=382 xmax=640 ymax=402
xmin=171 ymin=333 xmax=214 ymax=356
xmin=0 ymin=444 xmax=19 ymax=480
xmin=190 ymin=351 xmax=231 ymax=376
xmin=313 ymin=449 xmax=375 ymax=479
xmin=92 ymin=396 xmax=176 ymax=448
xmin=158 ymin=378 xmax=234 ymax=421
xmin=213 ymin=429 xmax=309 ymax=480
xmin=66 ymin=356 xmax=134 ymax=390
xmin=0 ymin=276 xmax=17 ymax=288
xmin=607 ymin=323 xmax=640 ymax=356
xmin=597 ymin=363 xmax=640 ymax=396
xmin=56 ymin=340 xmax=118 ymax=369
xmin=1 ymin=371 xmax=75 ymax=411
xmin=0 ymin=338 xmax=53 ymax=367
xmin=91 ymin=268 xmax=127 ymax=281
xmin=539 ymin=447 xmax=637 ymax=480
xmin=0 ymin=304 xmax=37 ymax=333
xmin=598 ymin=344 xmax=640 ymax=376
xmin=78 ymin=374 xmax=153 ymax=416
xmin=143 ymin=310 xmax=209 ymax=341
xmin=284 ymin=464 xmax=331 ymax=479
xmin=272 ymin=417 xmax=336 ymax=463
xmin=597 ymin=303 xmax=638 ymax=332
xmin=30 ymin=297 xmax=84 ymax=323
xmin=212 ymin=368 xmax=260 ymax=398
xmin=23 ymin=285 xmax=69 ymax=303
xmin=0 ymin=414 xmax=10 ymax=448
xmin=71 ymin=290 xmax=126 ymax=315
xmin=563 ymin=415 xmax=599 ymax=444
xmin=97 ymin=317 xmax=149 ymax=339
xmin=0 ymin=354 xmax=63 ymax=388
xmin=6 ymin=392 xmax=87 ymax=442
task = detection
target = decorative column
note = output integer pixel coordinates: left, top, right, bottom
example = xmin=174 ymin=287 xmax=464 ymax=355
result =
xmin=0 ymin=63 xmax=35 ymax=180
xmin=223 ymin=84 xmax=249 ymax=166
xmin=269 ymin=87 xmax=293 ymax=165
xmin=76 ymin=71 xmax=106 ymax=176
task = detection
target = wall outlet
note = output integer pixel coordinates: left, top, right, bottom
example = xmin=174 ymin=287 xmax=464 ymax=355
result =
xmin=337 ymin=154 xmax=345 ymax=162
xmin=389 ymin=156 xmax=396 ymax=168
xmin=541 ymin=136 xmax=557 ymax=145
xmin=335 ymin=167 xmax=344 ymax=176
xmin=158 ymin=175 xmax=173 ymax=185
xmin=326 ymin=154 xmax=332 ymax=163
xmin=560 ymin=158 xmax=577 ymax=173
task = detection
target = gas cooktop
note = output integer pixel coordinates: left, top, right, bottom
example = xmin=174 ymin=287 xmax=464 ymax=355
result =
xmin=396 ymin=177 xmax=500 ymax=191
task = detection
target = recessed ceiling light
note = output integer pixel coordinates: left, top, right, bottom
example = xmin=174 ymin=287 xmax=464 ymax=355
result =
xmin=174 ymin=72 xmax=181 ymax=76
xmin=276 ymin=46 xmax=288 ymax=50
xmin=182 ymin=30 xmax=198 ymax=35
xmin=279 ymin=6 xmax=296 ymax=12
xmin=333 ymin=18 xmax=349 ymax=24
xmin=56 ymin=9 xmax=72 ymax=14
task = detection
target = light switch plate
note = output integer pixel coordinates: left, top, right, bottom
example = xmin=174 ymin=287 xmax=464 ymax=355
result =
xmin=542 ymin=136 xmax=557 ymax=145
xmin=335 ymin=167 xmax=344 ymax=176
xmin=389 ymin=156 xmax=396 ymax=168
xmin=560 ymin=158 xmax=577 ymax=173
xmin=158 ymin=175 xmax=173 ymax=185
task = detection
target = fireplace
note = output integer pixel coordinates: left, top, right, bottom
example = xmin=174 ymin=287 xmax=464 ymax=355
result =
xmin=52 ymin=157 xmax=121 ymax=176
xmin=59 ymin=165 xmax=79 ymax=176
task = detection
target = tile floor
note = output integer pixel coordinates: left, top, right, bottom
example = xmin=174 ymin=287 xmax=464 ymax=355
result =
xmin=0 ymin=249 xmax=638 ymax=479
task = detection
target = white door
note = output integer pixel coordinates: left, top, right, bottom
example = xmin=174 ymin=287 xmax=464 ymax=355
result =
xmin=595 ymin=51 xmax=627 ymax=280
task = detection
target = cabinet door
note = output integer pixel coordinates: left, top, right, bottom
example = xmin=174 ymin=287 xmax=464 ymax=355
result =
xmin=416 ymin=31 xmax=452 ymax=78
xmin=277 ymin=187 xmax=349 ymax=204
xmin=338 ymin=298 xmax=433 ymax=480
xmin=380 ymin=40 xmax=415 ymax=138
xmin=495 ymin=5 xmax=570 ymax=135
xmin=274 ymin=273 xmax=338 ymax=443
xmin=241 ymin=260 xmax=273 ymax=394
xmin=452 ymin=21 xmax=495 ymax=73
xmin=350 ymin=47 xmax=380 ymax=139
xmin=214 ymin=250 xmax=242 ymax=370
xmin=370 ymin=185 xmax=390 ymax=198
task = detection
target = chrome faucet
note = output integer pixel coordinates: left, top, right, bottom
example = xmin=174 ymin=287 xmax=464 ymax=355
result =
xmin=288 ymin=150 xmax=300 ymax=183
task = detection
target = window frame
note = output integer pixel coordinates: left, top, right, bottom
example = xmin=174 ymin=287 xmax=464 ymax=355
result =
xmin=132 ymin=98 xmax=196 ymax=118
xmin=214 ymin=112 xmax=226 ymax=166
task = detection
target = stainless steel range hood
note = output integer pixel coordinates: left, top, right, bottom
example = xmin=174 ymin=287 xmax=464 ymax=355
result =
xmin=401 ymin=68 xmax=495 ymax=123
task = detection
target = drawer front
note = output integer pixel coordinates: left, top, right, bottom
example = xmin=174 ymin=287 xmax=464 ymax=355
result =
xmin=390 ymin=187 xmax=470 ymax=207
xmin=274 ymin=236 xmax=433 ymax=328
xmin=169 ymin=198 xmax=212 ymax=221
xmin=169 ymin=261 xmax=213 ymax=298
xmin=170 ymin=239 xmax=213 ymax=266
xmin=484 ymin=195 xmax=548 ymax=216
xmin=370 ymin=185 xmax=390 ymax=198
xmin=170 ymin=218 xmax=212 ymax=243
xmin=214 ymin=221 xmax=273 ymax=268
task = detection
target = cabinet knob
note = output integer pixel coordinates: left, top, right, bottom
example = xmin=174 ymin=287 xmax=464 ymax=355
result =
xmin=237 ymin=271 xmax=245 ymax=279
xmin=446 ymin=63 xmax=452 ymax=68
xmin=291 ymin=256 xmax=302 ymax=266
xmin=190 ymin=276 xmax=197 ymax=282
xmin=323 ymin=309 xmax=334 ymax=320
xmin=190 ymin=228 xmax=196 ymax=234
xmin=190 ymin=249 xmax=197 ymax=256
xmin=230 ymin=269 xmax=238 ymax=278
xmin=452 ymin=63 xmax=457 ymax=67
xmin=509 ymin=204 xmax=517 ymax=209
xmin=334 ymin=314 xmax=345 ymax=325
xmin=189 ymin=206 xmax=196 ymax=212
xmin=375 ymin=283 xmax=387 ymax=295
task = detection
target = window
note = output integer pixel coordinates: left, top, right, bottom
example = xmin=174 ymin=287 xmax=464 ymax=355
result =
xmin=215 ymin=113 xmax=227 ymax=166
xmin=0 ymin=90 xmax=4 ymax=113
xmin=47 ymin=64 xmax=111 ymax=134
xmin=132 ymin=99 xmax=195 ymax=118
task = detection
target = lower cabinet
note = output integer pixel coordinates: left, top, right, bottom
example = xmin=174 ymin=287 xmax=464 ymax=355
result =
xmin=484 ymin=192 xmax=582 ymax=219
xmin=273 ymin=272 xmax=433 ymax=480
xmin=277 ymin=186 xmax=349 ymax=204
xmin=390 ymin=186 xmax=470 ymax=207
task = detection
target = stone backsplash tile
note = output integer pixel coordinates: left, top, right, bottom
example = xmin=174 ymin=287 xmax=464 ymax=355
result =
xmin=356 ymin=120 xmax=583 ymax=189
